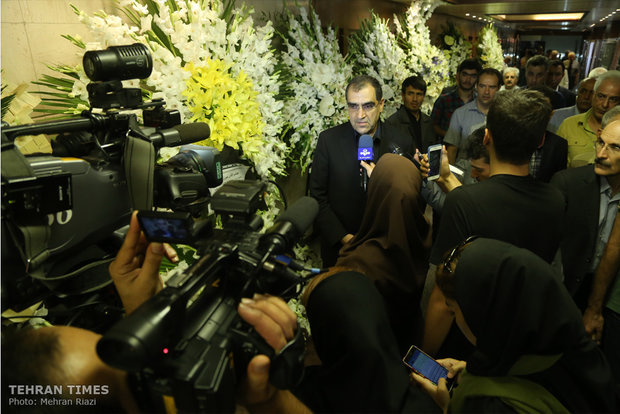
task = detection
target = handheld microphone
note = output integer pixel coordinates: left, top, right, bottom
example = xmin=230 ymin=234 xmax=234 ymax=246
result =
xmin=148 ymin=122 xmax=210 ymax=147
xmin=260 ymin=196 xmax=319 ymax=255
xmin=358 ymin=134 xmax=373 ymax=191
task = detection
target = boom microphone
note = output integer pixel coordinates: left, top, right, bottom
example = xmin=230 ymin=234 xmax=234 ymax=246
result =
xmin=260 ymin=196 xmax=319 ymax=255
xmin=358 ymin=134 xmax=373 ymax=191
xmin=148 ymin=122 xmax=211 ymax=147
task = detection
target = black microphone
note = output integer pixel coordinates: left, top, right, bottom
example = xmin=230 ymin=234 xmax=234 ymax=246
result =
xmin=148 ymin=122 xmax=210 ymax=147
xmin=358 ymin=134 xmax=373 ymax=192
xmin=260 ymin=196 xmax=319 ymax=255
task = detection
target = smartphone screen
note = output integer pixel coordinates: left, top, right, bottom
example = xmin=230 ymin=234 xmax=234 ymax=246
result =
xmin=403 ymin=346 xmax=449 ymax=385
xmin=427 ymin=145 xmax=442 ymax=180
xmin=137 ymin=211 xmax=192 ymax=243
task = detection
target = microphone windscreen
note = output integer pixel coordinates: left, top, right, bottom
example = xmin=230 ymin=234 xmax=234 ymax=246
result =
xmin=279 ymin=196 xmax=319 ymax=234
xmin=358 ymin=134 xmax=373 ymax=160
xmin=172 ymin=122 xmax=210 ymax=145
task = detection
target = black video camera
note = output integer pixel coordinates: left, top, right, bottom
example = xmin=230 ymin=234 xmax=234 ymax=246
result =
xmin=97 ymin=181 xmax=318 ymax=413
xmin=1 ymin=44 xmax=220 ymax=313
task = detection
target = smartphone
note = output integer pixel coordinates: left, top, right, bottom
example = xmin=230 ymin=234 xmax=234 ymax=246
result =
xmin=403 ymin=345 xmax=453 ymax=389
xmin=427 ymin=144 xmax=442 ymax=181
xmin=137 ymin=210 xmax=193 ymax=243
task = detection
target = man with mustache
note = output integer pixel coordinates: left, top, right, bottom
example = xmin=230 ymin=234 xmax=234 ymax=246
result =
xmin=551 ymin=107 xmax=620 ymax=390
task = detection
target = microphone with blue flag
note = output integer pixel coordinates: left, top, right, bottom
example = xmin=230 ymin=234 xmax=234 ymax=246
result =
xmin=358 ymin=134 xmax=373 ymax=192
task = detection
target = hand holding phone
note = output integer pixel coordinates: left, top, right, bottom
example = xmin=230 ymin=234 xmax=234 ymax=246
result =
xmin=403 ymin=345 xmax=454 ymax=390
xmin=427 ymin=144 xmax=442 ymax=181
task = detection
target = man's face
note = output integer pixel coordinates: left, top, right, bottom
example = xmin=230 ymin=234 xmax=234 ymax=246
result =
xmin=457 ymin=69 xmax=478 ymax=91
xmin=503 ymin=71 xmax=517 ymax=89
xmin=526 ymin=65 xmax=547 ymax=87
xmin=594 ymin=120 xmax=620 ymax=178
xmin=546 ymin=65 xmax=564 ymax=89
xmin=576 ymin=78 xmax=595 ymax=113
xmin=591 ymin=79 xmax=620 ymax=122
xmin=402 ymin=85 xmax=425 ymax=115
xmin=470 ymin=157 xmax=490 ymax=182
xmin=347 ymin=85 xmax=384 ymax=136
xmin=476 ymin=73 xmax=499 ymax=106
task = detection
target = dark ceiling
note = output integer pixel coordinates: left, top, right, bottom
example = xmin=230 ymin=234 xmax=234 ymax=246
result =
xmin=424 ymin=0 xmax=620 ymax=33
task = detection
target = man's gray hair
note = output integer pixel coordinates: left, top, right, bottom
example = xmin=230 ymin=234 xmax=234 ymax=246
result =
xmin=601 ymin=105 xmax=620 ymax=129
xmin=503 ymin=67 xmax=519 ymax=77
xmin=594 ymin=70 xmax=620 ymax=92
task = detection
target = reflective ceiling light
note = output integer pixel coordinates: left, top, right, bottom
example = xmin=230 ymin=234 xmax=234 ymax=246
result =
xmin=465 ymin=13 xmax=470 ymax=16
xmin=491 ymin=12 xmax=585 ymax=21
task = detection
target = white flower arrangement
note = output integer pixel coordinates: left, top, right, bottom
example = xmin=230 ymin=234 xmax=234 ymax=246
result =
xmin=41 ymin=0 xmax=288 ymax=179
xmin=348 ymin=13 xmax=408 ymax=119
xmin=395 ymin=0 xmax=450 ymax=114
xmin=443 ymin=37 xmax=472 ymax=85
xmin=478 ymin=25 xmax=504 ymax=71
xmin=278 ymin=6 xmax=352 ymax=172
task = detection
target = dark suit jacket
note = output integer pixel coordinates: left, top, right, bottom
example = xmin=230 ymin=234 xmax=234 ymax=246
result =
xmin=558 ymin=86 xmax=576 ymax=108
xmin=309 ymin=121 xmax=412 ymax=265
xmin=550 ymin=165 xmax=599 ymax=296
xmin=385 ymin=106 xmax=438 ymax=152
xmin=537 ymin=131 xmax=568 ymax=182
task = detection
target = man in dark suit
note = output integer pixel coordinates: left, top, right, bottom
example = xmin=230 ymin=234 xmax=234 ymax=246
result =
xmin=309 ymin=75 xmax=413 ymax=267
xmin=528 ymin=85 xmax=569 ymax=182
xmin=550 ymin=114 xmax=620 ymax=390
xmin=385 ymin=75 xmax=438 ymax=153
xmin=547 ymin=58 xmax=576 ymax=108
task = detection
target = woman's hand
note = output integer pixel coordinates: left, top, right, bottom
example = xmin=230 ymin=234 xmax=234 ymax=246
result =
xmin=360 ymin=161 xmax=375 ymax=178
xmin=410 ymin=374 xmax=451 ymax=413
xmin=437 ymin=358 xmax=466 ymax=380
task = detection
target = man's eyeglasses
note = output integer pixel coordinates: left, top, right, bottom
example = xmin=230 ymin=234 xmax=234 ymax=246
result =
xmin=442 ymin=235 xmax=479 ymax=274
xmin=347 ymin=102 xmax=377 ymax=111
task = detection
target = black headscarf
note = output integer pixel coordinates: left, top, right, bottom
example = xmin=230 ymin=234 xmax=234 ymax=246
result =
xmin=453 ymin=238 xmax=616 ymax=412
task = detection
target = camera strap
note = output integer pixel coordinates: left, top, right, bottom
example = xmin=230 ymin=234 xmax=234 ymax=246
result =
xmin=124 ymin=133 xmax=155 ymax=210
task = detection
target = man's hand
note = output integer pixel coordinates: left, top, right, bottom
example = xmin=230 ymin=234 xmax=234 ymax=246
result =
xmin=417 ymin=151 xmax=430 ymax=179
xmin=108 ymin=211 xmax=178 ymax=315
xmin=583 ymin=307 xmax=604 ymax=344
xmin=437 ymin=358 xmax=466 ymax=380
xmin=237 ymin=294 xmax=311 ymax=413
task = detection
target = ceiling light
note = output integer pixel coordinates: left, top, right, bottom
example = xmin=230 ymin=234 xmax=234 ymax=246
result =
xmin=472 ymin=15 xmax=477 ymax=18
xmin=491 ymin=12 xmax=585 ymax=22
xmin=465 ymin=13 xmax=470 ymax=16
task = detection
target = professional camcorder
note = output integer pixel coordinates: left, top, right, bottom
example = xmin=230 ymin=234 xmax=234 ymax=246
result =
xmin=98 ymin=181 xmax=317 ymax=413
xmin=1 ymin=44 xmax=220 ymax=313
xmin=2 ymin=44 xmax=316 ymax=412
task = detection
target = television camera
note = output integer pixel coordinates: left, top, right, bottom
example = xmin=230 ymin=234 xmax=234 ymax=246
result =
xmin=1 ymin=43 xmax=220 ymax=315
xmin=98 ymin=181 xmax=317 ymax=413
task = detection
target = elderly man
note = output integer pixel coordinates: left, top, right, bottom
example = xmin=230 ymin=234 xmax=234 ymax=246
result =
xmin=549 ymin=77 xmax=597 ymax=132
xmin=500 ymin=67 xmax=519 ymax=91
xmin=431 ymin=58 xmax=482 ymax=139
xmin=386 ymin=75 xmax=438 ymax=152
xmin=557 ymin=70 xmax=620 ymax=167
xmin=309 ymin=75 xmax=412 ymax=267
xmin=547 ymin=58 xmax=576 ymax=107
xmin=551 ymin=107 xmax=620 ymax=389
xmin=444 ymin=68 xmax=501 ymax=164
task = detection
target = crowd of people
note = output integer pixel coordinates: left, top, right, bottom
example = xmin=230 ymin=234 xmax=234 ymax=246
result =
xmin=3 ymin=51 xmax=620 ymax=414
xmin=308 ymin=52 xmax=620 ymax=413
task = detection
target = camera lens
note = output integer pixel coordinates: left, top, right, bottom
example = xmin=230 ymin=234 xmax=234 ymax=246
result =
xmin=83 ymin=43 xmax=153 ymax=82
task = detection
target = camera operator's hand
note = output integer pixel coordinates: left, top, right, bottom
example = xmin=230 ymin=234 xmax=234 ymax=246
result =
xmin=109 ymin=211 xmax=178 ymax=315
xmin=237 ymin=294 xmax=312 ymax=414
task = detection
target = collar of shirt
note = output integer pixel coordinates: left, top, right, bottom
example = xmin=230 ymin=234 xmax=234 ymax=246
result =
xmin=577 ymin=108 xmax=596 ymax=134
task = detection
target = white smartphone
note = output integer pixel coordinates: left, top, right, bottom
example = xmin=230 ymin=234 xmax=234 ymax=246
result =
xmin=403 ymin=345 xmax=454 ymax=390
xmin=427 ymin=144 xmax=442 ymax=181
